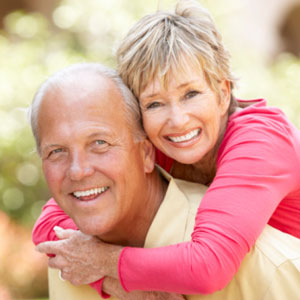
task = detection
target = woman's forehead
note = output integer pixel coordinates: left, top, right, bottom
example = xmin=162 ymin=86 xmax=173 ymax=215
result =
xmin=140 ymin=58 xmax=205 ymax=97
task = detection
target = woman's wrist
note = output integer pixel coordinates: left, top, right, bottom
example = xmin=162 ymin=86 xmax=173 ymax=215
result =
xmin=99 ymin=242 xmax=123 ymax=279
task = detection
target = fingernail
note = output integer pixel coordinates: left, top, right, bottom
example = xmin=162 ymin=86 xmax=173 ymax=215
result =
xmin=53 ymin=226 xmax=62 ymax=231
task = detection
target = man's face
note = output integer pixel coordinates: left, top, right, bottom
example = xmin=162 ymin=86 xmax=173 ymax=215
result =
xmin=38 ymin=74 xmax=152 ymax=240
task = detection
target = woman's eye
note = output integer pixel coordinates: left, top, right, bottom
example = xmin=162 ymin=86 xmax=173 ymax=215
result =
xmin=184 ymin=90 xmax=199 ymax=100
xmin=146 ymin=101 xmax=162 ymax=110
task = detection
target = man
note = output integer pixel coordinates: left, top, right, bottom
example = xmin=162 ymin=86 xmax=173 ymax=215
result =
xmin=31 ymin=63 xmax=300 ymax=300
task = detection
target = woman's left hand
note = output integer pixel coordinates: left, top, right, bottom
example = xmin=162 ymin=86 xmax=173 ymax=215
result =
xmin=35 ymin=226 xmax=122 ymax=285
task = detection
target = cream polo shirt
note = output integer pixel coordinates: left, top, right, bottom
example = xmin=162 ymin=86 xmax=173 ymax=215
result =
xmin=48 ymin=169 xmax=300 ymax=300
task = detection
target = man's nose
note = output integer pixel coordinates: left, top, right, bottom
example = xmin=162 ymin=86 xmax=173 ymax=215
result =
xmin=68 ymin=152 xmax=94 ymax=181
xmin=168 ymin=104 xmax=190 ymax=128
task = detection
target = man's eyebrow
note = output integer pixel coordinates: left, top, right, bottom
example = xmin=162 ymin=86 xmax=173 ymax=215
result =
xmin=87 ymin=131 xmax=110 ymax=139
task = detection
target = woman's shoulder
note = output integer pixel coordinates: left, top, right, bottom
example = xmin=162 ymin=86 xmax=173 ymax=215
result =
xmin=231 ymin=98 xmax=286 ymax=121
xmin=228 ymin=98 xmax=298 ymax=137
xmin=219 ymin=98 xmax=300 ymax=166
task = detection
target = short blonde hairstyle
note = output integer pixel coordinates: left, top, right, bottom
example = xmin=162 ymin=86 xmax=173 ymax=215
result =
xmin=117 ymin=0 xmax=236 ymax=109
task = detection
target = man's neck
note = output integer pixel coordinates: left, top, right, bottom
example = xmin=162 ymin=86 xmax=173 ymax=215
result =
xmin=98 ymin=168 xmax=167 ymax=247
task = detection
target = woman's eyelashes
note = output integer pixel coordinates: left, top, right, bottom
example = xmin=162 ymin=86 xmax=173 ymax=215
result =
xmin=183 ymin=90 xmax=200 ymax=100
xmin=145 ymin=101 xmax=162 ymax=110
xmin=143 ymin=90 xmax=201 ymax=110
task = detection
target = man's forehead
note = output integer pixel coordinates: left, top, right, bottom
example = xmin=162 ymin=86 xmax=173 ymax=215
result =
xmin=38 ymin=76 xmax=131 ymax=143
xmin=42 ymin=75 xmax=123 ymax=111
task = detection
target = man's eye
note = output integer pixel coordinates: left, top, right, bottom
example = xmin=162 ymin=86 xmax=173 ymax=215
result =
xmin=48 ymin=148 xmax=63 ymax=158
xmin=146 ymin=102 xmax=162 ymax=110
xmin=52 ymin=148 xmax=63 ymax=154
xmin=95 ymin=140 xmax=107 ymax=145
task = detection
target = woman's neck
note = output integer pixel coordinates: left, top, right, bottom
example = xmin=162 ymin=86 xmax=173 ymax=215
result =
xmin=171 ymin=150 xmax=217 ymax=186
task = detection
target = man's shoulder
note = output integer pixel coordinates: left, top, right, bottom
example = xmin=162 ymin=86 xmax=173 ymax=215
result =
xmin=174 ymin=178 xmax=207 ymax=205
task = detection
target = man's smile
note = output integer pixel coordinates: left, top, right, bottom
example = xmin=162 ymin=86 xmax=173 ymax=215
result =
xmin=72 ymin=186 xmax=109 ymax=201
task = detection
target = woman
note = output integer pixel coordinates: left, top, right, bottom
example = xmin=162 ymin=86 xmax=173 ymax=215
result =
xmin=33 ymin=0 xmax=300 ymax=297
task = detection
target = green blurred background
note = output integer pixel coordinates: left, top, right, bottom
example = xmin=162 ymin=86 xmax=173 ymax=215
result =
xmin=0 ymin=0 xmax=299 ymax=299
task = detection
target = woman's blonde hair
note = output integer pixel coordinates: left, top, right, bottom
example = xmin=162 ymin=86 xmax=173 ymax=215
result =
xmin=117 ymin=0 xmax=236 ymax=112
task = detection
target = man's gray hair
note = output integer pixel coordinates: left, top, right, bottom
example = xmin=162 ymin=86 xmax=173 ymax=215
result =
xmin=29 ymin=63 xmax=145 ymax=152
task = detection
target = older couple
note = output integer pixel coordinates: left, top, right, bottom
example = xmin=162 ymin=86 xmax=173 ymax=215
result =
xmin=31 ymin=0 xmax=300 ymax=299
xmin=30 ymin=63 xmax=300 ymax=300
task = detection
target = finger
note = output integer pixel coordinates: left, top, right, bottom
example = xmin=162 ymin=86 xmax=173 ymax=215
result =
xmin=36 ymin=240 xmax=63 ymax=255
xmin=48 ymin=255 xmax=68 ymax=270
xmin=54 ymin=226 xmax=78 ymax=240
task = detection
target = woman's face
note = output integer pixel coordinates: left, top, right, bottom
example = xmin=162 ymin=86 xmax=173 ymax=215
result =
xmin=139 ymin=63 xmax=230 ymax=165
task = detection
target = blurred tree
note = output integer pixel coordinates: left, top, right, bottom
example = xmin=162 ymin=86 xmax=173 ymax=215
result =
xmin=280 ymin=4 xmax=300 ymax=57
xmin=0 ymin=0 xmax=58 ymax=28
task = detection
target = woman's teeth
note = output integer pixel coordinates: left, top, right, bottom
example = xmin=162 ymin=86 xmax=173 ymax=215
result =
xmin=73 ymin=187 xmax=108 ymax=198
xmin=168 ymin=129 xmax=200 ymax=143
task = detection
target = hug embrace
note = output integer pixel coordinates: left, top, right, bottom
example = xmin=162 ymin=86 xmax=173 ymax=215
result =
xmin=30 ymin=1 xmax=300 ymax=299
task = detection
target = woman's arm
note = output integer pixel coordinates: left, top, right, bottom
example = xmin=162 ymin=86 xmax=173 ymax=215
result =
xmin=32 ymin=198 xmax=77 ymax=245
xmin=118 ymin=117 xmax=300 ymax=294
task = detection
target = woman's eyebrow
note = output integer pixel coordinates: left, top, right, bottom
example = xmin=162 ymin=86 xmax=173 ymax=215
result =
xmin=176 ymin=79 xmax=200 ymax=89
xmin=141 ymin=79 xmax=202 ymax=99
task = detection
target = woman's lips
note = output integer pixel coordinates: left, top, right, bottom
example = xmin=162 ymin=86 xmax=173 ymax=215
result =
xmin=166 ymin=128 xmax=201 ymax=143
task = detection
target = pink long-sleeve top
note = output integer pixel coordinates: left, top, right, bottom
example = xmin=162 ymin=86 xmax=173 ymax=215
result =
xmin=32 ymin=99 xmax=300 ymax=295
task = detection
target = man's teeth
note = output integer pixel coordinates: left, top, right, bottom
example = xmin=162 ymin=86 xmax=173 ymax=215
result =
xmin=168 ymin=129 xmax=200 ymax=143
xmin=73 ymin=187 xmax=108 ymax=198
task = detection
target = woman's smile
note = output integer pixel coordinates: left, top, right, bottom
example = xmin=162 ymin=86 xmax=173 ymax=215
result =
xmin=165 ymin=128 xmax=201 ymax=145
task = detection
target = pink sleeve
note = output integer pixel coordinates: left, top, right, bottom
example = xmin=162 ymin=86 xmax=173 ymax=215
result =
xmin=32 ymin=198 xmax=77 ymax=245
xmin=90 ymin=278 xmax=110 ymax=299
xmin=118 ymin=117 xmax=300 ymax=294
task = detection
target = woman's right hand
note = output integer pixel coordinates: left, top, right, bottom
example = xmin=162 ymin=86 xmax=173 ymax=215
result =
xmin=103 ymin=276 xmax=186 ymax=300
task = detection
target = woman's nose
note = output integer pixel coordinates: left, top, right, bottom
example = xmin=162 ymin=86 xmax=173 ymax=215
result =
xmin=168 ymin=105 xmax=190 ymax=128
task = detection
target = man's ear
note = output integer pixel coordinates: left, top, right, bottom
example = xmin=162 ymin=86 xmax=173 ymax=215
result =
xmin=141 ymin=138 xmax=155 ymax=173
xmin=219 ymin=79 xmax=231 ymax=115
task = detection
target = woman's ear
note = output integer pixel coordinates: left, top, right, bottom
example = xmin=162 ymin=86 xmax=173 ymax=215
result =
xmin=141 ymin=138 xmax=155 ymax=173
xmin=219 ymin=80 xmax=231 ymax=115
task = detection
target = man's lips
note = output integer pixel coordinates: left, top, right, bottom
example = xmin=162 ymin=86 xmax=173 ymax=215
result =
xmin=71 ymin=186 xmax=109 ymax=201
xmin=165 ymin=128 xmax=201 ymax=143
